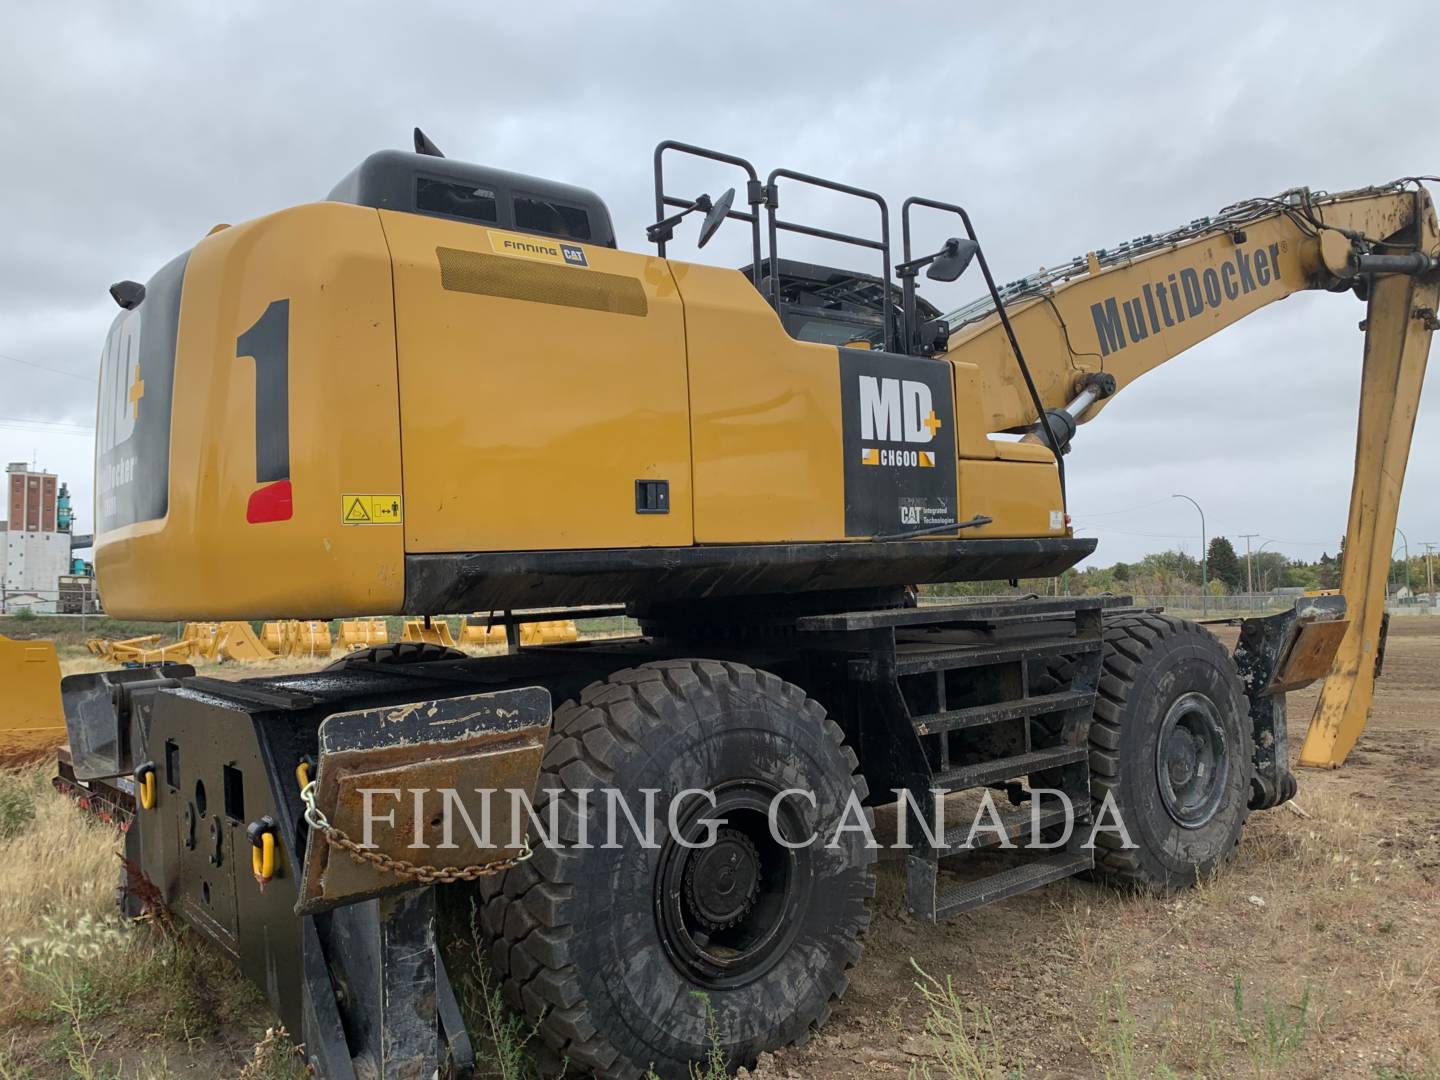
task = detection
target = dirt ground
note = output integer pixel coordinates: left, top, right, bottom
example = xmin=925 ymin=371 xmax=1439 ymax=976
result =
xmin=7 ymin=618 xmax=1438 ymax=1078
xmin=754 ymin=617 xmax=1440 ymax=1079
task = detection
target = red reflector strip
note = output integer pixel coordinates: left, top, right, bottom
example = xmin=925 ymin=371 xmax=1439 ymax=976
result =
xmin=246 ymin=479 xmax=293 ymax=524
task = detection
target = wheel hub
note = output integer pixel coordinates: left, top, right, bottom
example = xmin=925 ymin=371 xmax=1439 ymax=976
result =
xmin=1156 ymin=691 xmax=1230 ymax=829
xmin=654 ymin=782 xmax=807 ymax=990
xmin=683 ymin=828 xmax=760 ymax=931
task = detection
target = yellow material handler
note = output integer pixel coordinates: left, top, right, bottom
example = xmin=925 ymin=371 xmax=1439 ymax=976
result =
xmin=64 ymin=131 xmax=1437 ymax=1078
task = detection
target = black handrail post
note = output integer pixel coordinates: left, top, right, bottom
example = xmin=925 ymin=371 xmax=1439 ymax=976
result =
xmin=898 ymin=195 xmax=1066 ymax=505
xmin=651 ymin=141 xmax=763 ymax=289
xmin=763 ymin=167 xmax=894 ymax=353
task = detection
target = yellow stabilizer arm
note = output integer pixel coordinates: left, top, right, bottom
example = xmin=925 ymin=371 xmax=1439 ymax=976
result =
xmin=1301 ymin=218 xmax=1440 ymax=766
xmin=941 ymin=182 xmax=1438 ymax=767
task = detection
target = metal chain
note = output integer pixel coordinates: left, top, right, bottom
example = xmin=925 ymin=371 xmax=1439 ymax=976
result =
xmin=299 ymin=779 xmax=532 ymax=884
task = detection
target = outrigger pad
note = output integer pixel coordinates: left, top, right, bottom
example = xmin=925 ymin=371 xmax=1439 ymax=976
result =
xmin=1234 ymin=594 xmax=1348 ymax=810
xmin=60 ymin=665 xmax=194 ymax=781
xmin=296 ymin=687 xmax=550 ymax=915
xmin=1266 ymin=593 xmax=1350 ymax=694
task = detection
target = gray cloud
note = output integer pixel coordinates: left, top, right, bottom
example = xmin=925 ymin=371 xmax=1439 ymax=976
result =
xmin=1 ymin=1 xmax=1436 ymax=567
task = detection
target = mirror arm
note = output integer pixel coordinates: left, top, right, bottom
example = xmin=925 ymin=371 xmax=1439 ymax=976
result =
xmin=894 ymin=253 xmax=937 ymax=277
xmin=896 ymin=264 xmax=922 ymax=354
xmin=646 ymin=215 xmax=683 ymax=244
xmin=646 ymin=194 xmax=712 ymax=246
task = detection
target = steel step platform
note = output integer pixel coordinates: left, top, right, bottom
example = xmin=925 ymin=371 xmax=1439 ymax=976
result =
xmin=939 ymin=802 xmax=1074 ymax=854
xmin=931 ymin=850 xmax=1094 ymax=920
xmin=912 ymin=689 xmax=1094 ymax=736
xmin=851 ymin=635 xmax=1100 ymax=679
xmin=931 ymin=744 xmax=1089 ymax=793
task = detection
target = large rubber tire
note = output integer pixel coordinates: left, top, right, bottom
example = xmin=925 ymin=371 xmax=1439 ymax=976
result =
xmin=1037 ymin=613 xmax=1251 ymax=890
xmin=477 ymin=660 xmax=874 ymax=1079
xmin=323 ymin=641 xmax=465 ymax=669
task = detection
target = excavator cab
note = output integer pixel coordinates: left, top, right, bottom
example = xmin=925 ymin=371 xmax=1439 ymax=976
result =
xmin=651 ymin=140 xmax=977 ymax=359
xmin=329 ymin=140 xmax=618 ymax=247
xmin=740 ymin=257 xmax=936 ymax=350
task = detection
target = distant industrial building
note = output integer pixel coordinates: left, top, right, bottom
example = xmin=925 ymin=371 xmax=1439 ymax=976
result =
xmin=2 ymin=461 xmax=87 ymax=614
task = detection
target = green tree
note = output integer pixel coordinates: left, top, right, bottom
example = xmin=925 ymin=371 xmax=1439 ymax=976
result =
xmin=1138 ymin=550 xmax=1201 ymax=590
xmin=1206 ymin=536 xmax=1243 ymax=592
xmin=1316 ymin=552 xmax=1340 ymax=589
xmin=1253 ymin=551 xmax=1290 ymax=592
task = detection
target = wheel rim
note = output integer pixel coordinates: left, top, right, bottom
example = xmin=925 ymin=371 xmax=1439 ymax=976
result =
xmin=1155 ymin=691 xmax=1230 ymax=829
xmin=654 ymin=781 xmax=809 ymax=990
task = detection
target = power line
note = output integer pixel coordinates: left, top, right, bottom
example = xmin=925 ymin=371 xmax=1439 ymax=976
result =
xmin=1067 ymin=496 xmax=1174 ymax=519
xmin=1247 ymin=535 xmax=1338 ymax=549
xmin=1078 ymin=527 xmax=1208 ymax=542
xmin=0 ymin=415 xmax=95 ymax=434
xmin=0 ymin=351 xmax=93 ymax=383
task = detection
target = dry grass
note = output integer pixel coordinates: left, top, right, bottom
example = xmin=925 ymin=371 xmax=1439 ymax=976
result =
xmin=0 ymin=769 xmax=119 ymax=947
xmin=770 ymin=768 xmax=1440 ymax=1079
xmin=0 ymin=768 xmax=305 ymax=1078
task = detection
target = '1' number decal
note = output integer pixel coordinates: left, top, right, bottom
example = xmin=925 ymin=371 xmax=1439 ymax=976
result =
xmin=236 ymin=299 xmax=292 ymax=523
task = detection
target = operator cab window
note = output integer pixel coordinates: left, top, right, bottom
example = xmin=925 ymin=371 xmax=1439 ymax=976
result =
xmin=783 ymin=313 xmax=884 ymax=349
xmin=416 ymin=178 xmax=498 ymax=224
xmin=514 ymin=195 xmax=592 ymax=241
xmin=750 ymin=258 xmax=912 ymax=351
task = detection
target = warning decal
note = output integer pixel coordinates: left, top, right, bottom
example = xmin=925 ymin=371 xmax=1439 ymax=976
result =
xmin=341 ymin=494 xmax=403 ymax=525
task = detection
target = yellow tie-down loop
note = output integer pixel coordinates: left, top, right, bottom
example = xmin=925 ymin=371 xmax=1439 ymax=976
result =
xmin=135 ymin=763 xmax=157 ymax=811
xmin=248 ymin=817 xmax=279 ymax=885
xmin=295 ymin=758 xmax=313 ymax=794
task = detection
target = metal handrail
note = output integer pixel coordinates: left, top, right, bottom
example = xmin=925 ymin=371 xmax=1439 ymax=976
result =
xmin=897 ymin=195 xmax=1065 ymax=502
xmin=651 ymin=140 xmax=763 ymax=288
xmin=763 ymin=167 xmax=893 ymax=353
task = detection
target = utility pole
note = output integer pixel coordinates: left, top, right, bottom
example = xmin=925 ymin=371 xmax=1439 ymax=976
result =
xmin=1239 ymin=533 xmax=1259 ymax=596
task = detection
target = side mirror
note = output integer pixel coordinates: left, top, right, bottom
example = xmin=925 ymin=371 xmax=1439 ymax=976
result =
xmin=925 ymin=237 xmax=979 ymax=282
xmin=697 ymin=187 xmax=735 ymax=248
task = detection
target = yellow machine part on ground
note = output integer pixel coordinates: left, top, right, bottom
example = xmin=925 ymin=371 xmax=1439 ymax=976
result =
xmin=455 ymin=616 xmax=580 ymax=647
xmin=521 ymin=620 xmax=579 ymax=645
xmin=284 ymin=620 xmax=332 ymax=658
xmin=180 ymin=622 xmax=279 ymax=662
xmin=457 ymin=617 xmax=506 ymax=647
xmin=260 ymin=620 xmax=334 ymax=658
xmin=91 ymin=635 xmax=195 ymax=664
xmin=217 ymin=621 xmax=277 ymax=661
xmin=260 ymin=622 xmax=286 ymax=653
xmin=0 ymin=635 xmax=65 ymax=760
xmin=336 ymin=618 xmax=388 ymax=651
xmin=181 ymin=622 xmax=220 ymax=649
xmin=401 ymin=618 xmax=458 ymax=647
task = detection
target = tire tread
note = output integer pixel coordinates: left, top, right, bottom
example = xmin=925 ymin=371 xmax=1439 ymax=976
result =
xmin=480 ymin=660 xmax=871 ymax=1077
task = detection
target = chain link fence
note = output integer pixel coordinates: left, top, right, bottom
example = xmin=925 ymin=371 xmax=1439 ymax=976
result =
xmin=922 ymin=590 xmax=1437 ymax=617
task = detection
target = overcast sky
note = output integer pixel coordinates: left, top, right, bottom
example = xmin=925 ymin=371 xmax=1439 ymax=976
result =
xmin=2 ymin=1 xmax=1437 ymax=570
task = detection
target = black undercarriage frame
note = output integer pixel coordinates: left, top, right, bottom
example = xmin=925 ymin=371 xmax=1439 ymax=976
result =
xmin=66 ymin=590 xmax=1310 ymax=1077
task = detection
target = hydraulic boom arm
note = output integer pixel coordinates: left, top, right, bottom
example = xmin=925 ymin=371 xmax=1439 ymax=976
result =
xmin=941 ymin=181 xmax=1440 ymax=766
